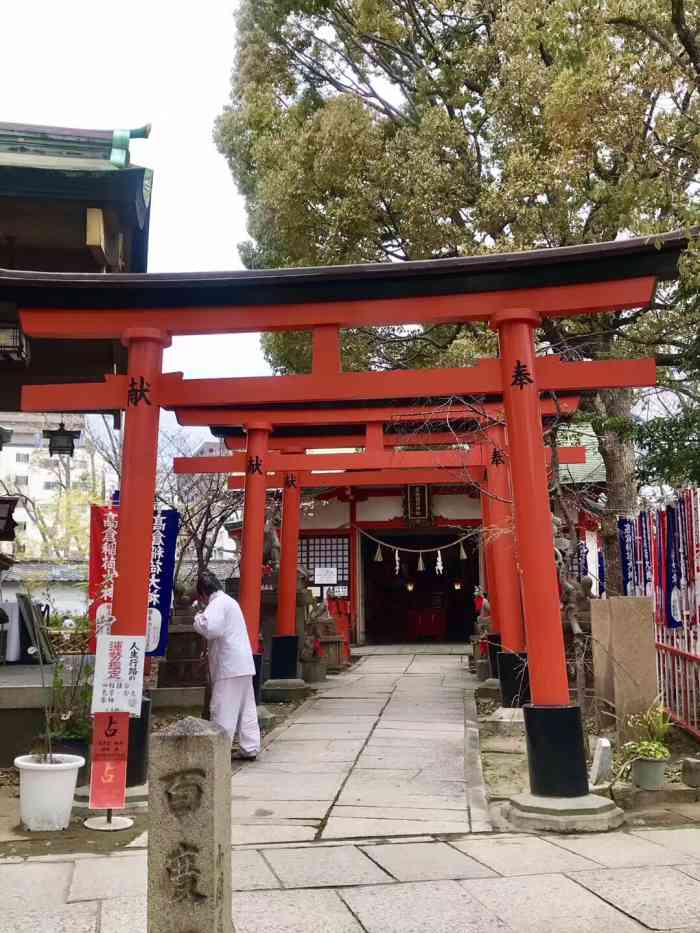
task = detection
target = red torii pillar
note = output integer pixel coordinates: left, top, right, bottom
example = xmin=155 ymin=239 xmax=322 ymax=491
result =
xmin=89 ymin=328 xmax=169 ymax=773
xmin=112 ymin=329 xmax=169 ymax=639
xmin=482 ymin=424 xmax=528 ymax=706
xmin=492 ymin=308 xmax=588 ymax=797
xmin=238 ymin=424 xmax=271 ymax=657
xmin=277 ymin=471 xmax=302 ymax=639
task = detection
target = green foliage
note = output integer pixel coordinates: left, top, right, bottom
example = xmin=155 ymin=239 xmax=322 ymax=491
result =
xmin=218 ymin=0 xmax=700 ymax=581
xmin=46 ymin=658 xmax=93 ymax=743
xmin=218 ymin=0 xmax=700 ymax=377
xmin=623 ymin=739 xmax=670 ymax=761
xmin=633 ymin=409 xmax=700 ymax=487
xmin=626 ymin=699 xmax=673 ymax=745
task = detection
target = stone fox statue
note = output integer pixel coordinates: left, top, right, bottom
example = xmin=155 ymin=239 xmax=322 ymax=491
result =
xmin=262 ymin=514 xmax=281 ymax=567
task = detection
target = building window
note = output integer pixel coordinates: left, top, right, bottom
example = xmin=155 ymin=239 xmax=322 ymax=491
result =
xmin=298 ymin=535 xmax=350 ymax=597
xmin=15 ymin=453 xmax=30 ymax=464
xmin=44 ymin=481 xmax=60 ymax=491
xmin=15 ymin=475 xmax=28 ymax=486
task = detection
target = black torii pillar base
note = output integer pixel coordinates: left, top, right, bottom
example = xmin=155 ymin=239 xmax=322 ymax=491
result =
xmin=497 ymin=652 xmax=531 ymax=707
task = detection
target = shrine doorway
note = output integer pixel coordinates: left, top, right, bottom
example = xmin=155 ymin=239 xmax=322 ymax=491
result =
xmin=361 ymin=530 xmax=479 ymax=644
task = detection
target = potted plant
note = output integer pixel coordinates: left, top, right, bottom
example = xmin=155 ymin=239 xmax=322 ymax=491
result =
xmin=14 ymin=606 xmax=85 ymax=831
xmin=46 ymin=653 xmax=94 ymax=786
xmin=623 ymin=700 xmax=673 ymax=791
xmin=624 ymin=739 xmax=671 ymax=790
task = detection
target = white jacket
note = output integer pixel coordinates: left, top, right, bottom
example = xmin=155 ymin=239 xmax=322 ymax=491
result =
xmin=193 ymin=591 xmax=255 ymax=682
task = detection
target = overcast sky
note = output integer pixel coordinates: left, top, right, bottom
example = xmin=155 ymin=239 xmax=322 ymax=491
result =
xmin=2 ymin=0 xmax=269 ymax=388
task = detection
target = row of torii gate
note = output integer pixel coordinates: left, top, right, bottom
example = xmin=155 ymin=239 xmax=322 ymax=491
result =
xmin=13 ymin=230 xmax=685 ymax=800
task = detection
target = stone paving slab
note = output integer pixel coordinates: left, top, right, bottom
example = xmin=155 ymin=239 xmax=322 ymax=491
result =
xmin=363 ymin=841 xmax=496 ymax=881
xmin=232 ymin=824 xmax=319 ymax=845
xmin=277 ymin=724 xmax=373 ymax=741
xmin=259 ymin=739 xmax=365 ymax=761
xmin=99 ymin=896 xmax=146 ymax=933
xmin=549 ymin=830 xmax=695 ymax=867
xmin=0 ymin=903 xmax=98 ymax=933
xmin=233 ymin=800 xmax=332 ymax=822
xmin=570 ymin=865 xmax=700 ymax=930
xmin=322 ymin=817 xmax=472 ymax=838
xmin=232 ymin=850 xmax=282 ymax=890
xmin=231 ymin=770 xmax=346 ymax=800
xmin=462 ymin=873 xmax=637 ymax=929
xmin=263 ymin=844 xmax=392 ymax=888
xmin=334 ymin=805 xmax=470 ymax=823
xmin=0 ymin=860 xmax=73 ymax=907
xmin=336 ymin=793 xmax=469 ymax=811
xmin=452 ymin=835 xmax=601 ymax=875
xmin=339 ymin=879 xmax=509 ymax=933
xmin=630 ymin=827 xmax=700 ymax=858
xmin=68 ymin=854 xmax=146 ymax=902
xmin=679 ymin=863 xmax=700 ymax=881
xmin=234 ymin=889 xmax=363 ymax=933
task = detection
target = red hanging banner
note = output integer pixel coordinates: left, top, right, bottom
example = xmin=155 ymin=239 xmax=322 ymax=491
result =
xmin=88 ymin=712 xmax=129 ymax=811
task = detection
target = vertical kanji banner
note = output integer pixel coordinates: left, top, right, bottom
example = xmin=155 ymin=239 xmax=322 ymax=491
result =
xmin=88 ymin=505 xmax=180 ymax=656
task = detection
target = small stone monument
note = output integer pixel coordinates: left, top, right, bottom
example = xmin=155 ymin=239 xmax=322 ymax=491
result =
xmin=148 ymin=717 xmax=232 ymax=933
xmin=681 ymin=757 xmax=700 ymax=788
xmin=589 ymin=737 xmax=613 ymax=786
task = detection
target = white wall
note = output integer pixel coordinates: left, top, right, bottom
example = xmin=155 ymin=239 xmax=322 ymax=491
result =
xmin=356 ymin=496 xmax=404 ymax=522
xmin=1 ymin=581 xmax=88 ymax=614
xmin=302 ymin=499 xmax=351 ymax=530
xmin=432 ymin=494 xmax=481 ymax=521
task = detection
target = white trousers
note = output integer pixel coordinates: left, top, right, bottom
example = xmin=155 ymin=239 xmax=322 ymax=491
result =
xmin=210 ymin=675 xmax=261 ymax=755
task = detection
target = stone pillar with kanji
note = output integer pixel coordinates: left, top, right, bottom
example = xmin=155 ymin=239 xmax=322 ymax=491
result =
xmin=148 ymin=717 xmax=232 ymax=933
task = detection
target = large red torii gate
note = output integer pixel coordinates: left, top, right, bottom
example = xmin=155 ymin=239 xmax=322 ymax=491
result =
xmin=12 ymin=230 xmax=685 ymax=803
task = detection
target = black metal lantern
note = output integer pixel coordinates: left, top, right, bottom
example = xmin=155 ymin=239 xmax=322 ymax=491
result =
xmin=0 ymin=321 xmax=30 ymax=365
xmin=43 ymin=422 xmax=81 ymax=457
xmin=0 ymin=427 xmax=12 ymax=450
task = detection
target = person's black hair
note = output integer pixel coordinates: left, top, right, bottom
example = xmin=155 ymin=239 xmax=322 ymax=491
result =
xmin=197 ymin=570 xmax=223 ymax=599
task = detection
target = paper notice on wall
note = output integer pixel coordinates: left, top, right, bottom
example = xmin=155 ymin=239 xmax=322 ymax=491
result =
xmin=91 ymin=635 xmax=146 ymax=715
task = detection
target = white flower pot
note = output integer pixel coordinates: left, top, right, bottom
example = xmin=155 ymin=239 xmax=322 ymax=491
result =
xmin=14 ymin=753 xmax=85 ymax=831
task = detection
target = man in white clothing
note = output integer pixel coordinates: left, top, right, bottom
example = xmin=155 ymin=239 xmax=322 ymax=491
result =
xmin=193 ymin=571 xmax=260 ymax=760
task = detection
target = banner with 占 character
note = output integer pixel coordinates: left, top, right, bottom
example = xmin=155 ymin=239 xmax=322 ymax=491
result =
xmin=88 ymin=504 xmax=180 ymax=656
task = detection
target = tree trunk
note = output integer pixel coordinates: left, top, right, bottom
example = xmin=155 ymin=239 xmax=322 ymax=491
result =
xmin=594 ymin=389 xmax=637 ymax=597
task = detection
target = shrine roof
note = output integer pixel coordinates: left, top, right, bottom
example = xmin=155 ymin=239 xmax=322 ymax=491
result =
xmin=0 ymin=229 xmax=689 ymax=310
xmin=0 ymin=121 xmax=151 ymax=171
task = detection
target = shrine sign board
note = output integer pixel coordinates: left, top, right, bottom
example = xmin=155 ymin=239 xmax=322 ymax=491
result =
xmin=314 ymin=567 xmax=338 ymax=585
xmin=89 ymin=711 xmax=129 ymax=810
xmin=91 ymin=635 xmax=146 ymax=715
xmin=406 ymin=484 xmax=431 ymax=522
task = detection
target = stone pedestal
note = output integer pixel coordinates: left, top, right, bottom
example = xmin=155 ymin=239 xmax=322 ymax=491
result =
xmin=148 ymin=717 xmax=232 ymax=933
xmin=591 ymin=597 xmax=657 ymax=738
xmin=261 ymin=678 xmax=311 ymax=703
xmin=157 ymin=607 xmax=207 ymax=688
xmin=506 ymin=791 xmax=624 ymax=833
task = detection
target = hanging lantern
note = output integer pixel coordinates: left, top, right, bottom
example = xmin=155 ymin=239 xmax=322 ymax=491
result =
xmin=459 ymin=541 xmax=467 ymax=560
xmin=436 ymin=550 xmax=444 ymax=575
xmin=417 ymin=552 xmax=425 ymax=572
xmin=453 ymin=581 xmax=462 ymax=591
xmin=406 ymin=581 xmax=415 ymax=592
xmin=394 ymin=548 xmax=400 ymax=575
xmin=373 ymin=544 xmax=383 ymax=563
xmin=43 ymin=421 xmax=81 ymax=458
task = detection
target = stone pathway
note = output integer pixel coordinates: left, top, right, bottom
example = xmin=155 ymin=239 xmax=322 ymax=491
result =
xmin=3 ymin=652 xmax=700 ymax=931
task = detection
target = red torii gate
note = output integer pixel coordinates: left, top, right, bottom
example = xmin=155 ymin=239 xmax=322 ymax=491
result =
xmin=174 ymin=396 xmax=584 ymax=673
xmin=13 ymin=230 xmax=684 ymax=802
